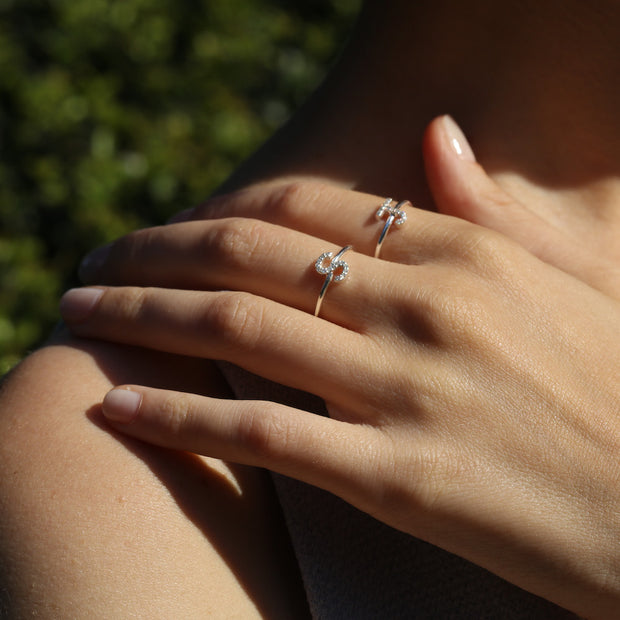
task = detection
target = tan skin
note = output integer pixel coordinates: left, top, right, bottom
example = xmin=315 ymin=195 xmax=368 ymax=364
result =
xmin=2 ymin=0 xmax=620 ymax=617
xmin=61 ymin=124 xmax=620 ymax=618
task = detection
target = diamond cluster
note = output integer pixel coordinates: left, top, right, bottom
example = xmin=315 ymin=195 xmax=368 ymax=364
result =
xmin=377 ymin=197 xmax=407 ymax=226
xmin=315 ymin=251 xmax=350 ymax=281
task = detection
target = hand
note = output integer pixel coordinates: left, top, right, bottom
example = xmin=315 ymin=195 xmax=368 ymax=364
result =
xmin=61 ymin=174 xmax=620 ymax=617
xmin=160 ymin=115 xmax=620 ymax=300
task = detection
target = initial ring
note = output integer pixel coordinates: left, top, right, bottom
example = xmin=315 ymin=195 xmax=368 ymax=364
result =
xmin=375 ymin=198 xmax=410 ymax=258
xmin=314 ymin=245 xmax=353 ymax=317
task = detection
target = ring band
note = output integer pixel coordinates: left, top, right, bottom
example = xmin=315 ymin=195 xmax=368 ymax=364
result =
xmin=314 ymin=245 xmax=353 ymax=317
xmin=375 ymin=198 xmax=410 ymax=258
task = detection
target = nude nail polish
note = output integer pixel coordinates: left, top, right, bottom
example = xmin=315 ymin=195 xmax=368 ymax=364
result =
xmin=102 ymin=389 xmax=142 ymax=423
xmin=442 ymin=115 xmax=476 ymax=162
xmin=59 ymin=287 xmax=104 ymax=322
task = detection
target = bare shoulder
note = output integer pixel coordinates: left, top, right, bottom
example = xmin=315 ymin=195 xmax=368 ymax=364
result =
xmin=0 ymin=332 xmax=308 ymax=618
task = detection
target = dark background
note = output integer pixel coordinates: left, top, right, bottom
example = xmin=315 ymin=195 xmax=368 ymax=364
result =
xmin=0 ymin=0 xmax=361 ymax=372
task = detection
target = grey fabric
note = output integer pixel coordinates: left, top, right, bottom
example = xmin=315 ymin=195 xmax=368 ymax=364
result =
xmin=220 ymin=364 xmax=577 ymax=619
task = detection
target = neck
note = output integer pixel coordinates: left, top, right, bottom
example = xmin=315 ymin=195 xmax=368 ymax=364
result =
xmin=225 ymin=0 xmax=620 ymax=214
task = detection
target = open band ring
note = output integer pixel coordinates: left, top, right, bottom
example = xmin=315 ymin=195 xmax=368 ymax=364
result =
xmin=314 ymin=245 xmax=353 ymax=317
xmin=375 ymin=198 xmax=411 ymax=258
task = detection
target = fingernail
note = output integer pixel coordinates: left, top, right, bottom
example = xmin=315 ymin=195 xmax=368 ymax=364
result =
xmin=59 ymin=287 xmax=104 ymax=322
xmin=79 ymin=243 xmax=112 ymax=282
xmin=441 ymin=115 xmax=476 ymax=162
xmin=102 ymin=388 xmax=142 ymax=423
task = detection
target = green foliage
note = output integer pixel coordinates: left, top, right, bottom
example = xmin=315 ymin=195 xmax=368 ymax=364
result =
xmin=0 ymin=0 xmax=360 ymax=372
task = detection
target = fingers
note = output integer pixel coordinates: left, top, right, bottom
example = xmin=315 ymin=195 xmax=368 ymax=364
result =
xmin=79 ymin=115 xmax=602 ymax=298
xmin=422 ymin=115 xmax=620 ymax=297
xmin=80 ymin=221 xmax=401 ymax=327
xmin=79 ymin=187 xmax=492 ymax=317
xmin=60 ymin=285 xmax=385 ymax=410
xmin=101 ymin=385 xmax=380 ymax=505
xmin=82 ymin=182 xmax=470 ymax=281
xmin=423 ymin=115 xmax=562 ymax=255
xmin=82 ymin=184 xmax=406 ymax=281
xmin=172 ymin=182 xmax=397 ymax=259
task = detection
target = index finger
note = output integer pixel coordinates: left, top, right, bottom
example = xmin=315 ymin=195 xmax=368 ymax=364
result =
xmin=172 ymin=181 xmax=415 ymax=261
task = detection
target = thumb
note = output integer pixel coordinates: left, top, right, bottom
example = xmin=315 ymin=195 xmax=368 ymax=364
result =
xmin=421 ymin=116 xmax=620 ymax=296
xmin=423 ymin=115 xmax=534 ymax=236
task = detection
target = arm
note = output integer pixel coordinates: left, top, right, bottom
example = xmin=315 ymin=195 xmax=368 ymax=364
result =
xmin=58 ymin=120 xmax=620 ymax=618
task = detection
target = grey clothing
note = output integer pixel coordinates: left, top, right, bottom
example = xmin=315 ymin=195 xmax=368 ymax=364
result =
xmin=221 ymin=365 xmax=577 ymax=619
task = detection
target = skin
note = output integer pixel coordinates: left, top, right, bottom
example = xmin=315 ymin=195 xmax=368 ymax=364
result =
xmin=0 ymin=341 xmax=309 ymax=618
xmin=59 ymin=120 xmax=620 ymax=618
xmin=2 ymin=0 xmax=620 ymax=616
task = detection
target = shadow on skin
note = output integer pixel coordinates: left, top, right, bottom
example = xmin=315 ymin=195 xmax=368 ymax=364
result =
xmin=55 ymin=330 xmax=310 ymax=619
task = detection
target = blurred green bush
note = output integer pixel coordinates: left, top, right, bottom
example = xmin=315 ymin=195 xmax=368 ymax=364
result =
xmin=0 ymin=0 xmax=360 ymax=373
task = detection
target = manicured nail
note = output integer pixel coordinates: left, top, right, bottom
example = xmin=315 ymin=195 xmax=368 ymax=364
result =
xmin=102 ymin=388 xmax=142 ymax=423
xmin=442 ymin=115 xmax=476 ymax=162
xmin=79 ymin=242 xmax=112 ymax=282
xmin=59 ymin=287 xmax=104 ymax=322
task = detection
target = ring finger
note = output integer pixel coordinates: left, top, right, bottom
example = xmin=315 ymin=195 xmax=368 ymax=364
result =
xmin=82 ymin=182 xmax=473 ymax=294
xmin=180 ymin=181 xmax=480 ymax=263
xmin=81 ymin=217 xmax=406 ymax=328
xmin=60 ymin=285 xmax=387 ymax=414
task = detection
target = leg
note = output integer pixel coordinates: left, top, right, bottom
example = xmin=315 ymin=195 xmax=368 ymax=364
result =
xmin=0 ymin=333 xmax=308 ymax=618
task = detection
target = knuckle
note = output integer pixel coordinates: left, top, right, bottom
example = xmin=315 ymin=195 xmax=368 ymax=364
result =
xmin=451 ymin=227 xmax=518 ymax=281
xmin=385 ymin=441 xmax=472 ymax=516
xmin=160 ymin=392 xmax=194 ymax=436
xmin=204 ymin=291 xmax=266 ymax=350
xmin=431 ymin=283 xmax=500 ymax=347
xmin=459 ymin=227 xmax=504 ymax=263
xmin=432 ymin=286 xmax=487 ymax=333
xmin=392 ymin=277 xmax=491 ymax=345
xmin=237 ymin=405 xmax=293 ymax=461
xmin=204 ymin=218 xmax=273 ymax=269
xmin=417 ymin=278 xmax=516 ymax=355
xmin=268 ymin=180 xmax=331 ymax=222
xmin=115 ymin=286 xmax=150 ymax=320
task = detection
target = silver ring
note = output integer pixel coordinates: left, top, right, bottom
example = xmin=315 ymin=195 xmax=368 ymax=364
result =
xmin=375 ymin=198 xmax=410 ymax=258
xmin=314 ymin=245 xmax=353 ymax=317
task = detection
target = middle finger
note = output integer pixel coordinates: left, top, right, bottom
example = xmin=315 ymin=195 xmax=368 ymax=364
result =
xmin=172 ymin=181 xmax=470 ymax=264
xmin=83 ymin=218 xmax=402 ymax=329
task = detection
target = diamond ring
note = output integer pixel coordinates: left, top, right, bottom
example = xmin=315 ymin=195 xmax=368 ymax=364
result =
xmin=375 ymin=198 xmax=410 ymax=258
xmin=314 ymin=245 xmax=353 ymax=317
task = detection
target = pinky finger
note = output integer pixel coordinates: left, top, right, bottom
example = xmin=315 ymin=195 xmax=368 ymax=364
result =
xmin=101 ymin=385 xmax=374 ymax=502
